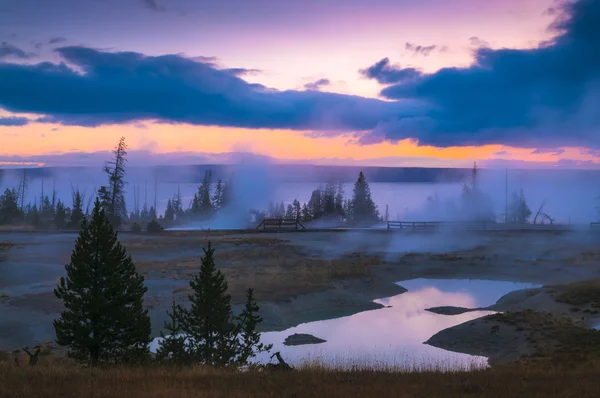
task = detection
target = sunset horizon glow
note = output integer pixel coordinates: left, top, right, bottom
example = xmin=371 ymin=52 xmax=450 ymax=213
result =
xmin=1 ymin=0 xmax=599 ymax=169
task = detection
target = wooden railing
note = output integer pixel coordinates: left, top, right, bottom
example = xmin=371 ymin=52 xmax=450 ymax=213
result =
xmin=386 ymin=221 xmax=488 ymax=231
xmin=256 ymin=218 xmax=306 ymax=231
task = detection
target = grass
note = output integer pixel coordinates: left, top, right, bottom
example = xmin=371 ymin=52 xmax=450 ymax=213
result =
xmin=1 ymin=358 xmax=600 ymax=398
xmin=131 ymin=236 xmax=382 ymax=303
xmin=487 ymin=310 xmax=600 ymax=362
xmin=0 ymin=241 xmax=14 ymax=263
xmin=552 ymin=278 xmax=600 ymax=309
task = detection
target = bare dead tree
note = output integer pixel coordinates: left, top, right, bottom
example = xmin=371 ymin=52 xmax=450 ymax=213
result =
xmin=533 ymin=201 xmax=547 ymax=225
xmin=265 ymin=352 xmax=293 ymax=371
xmin=21 ymin=346 xmax=41 ymax=366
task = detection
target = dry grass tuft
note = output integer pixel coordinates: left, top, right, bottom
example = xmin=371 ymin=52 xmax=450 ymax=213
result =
xmin=1 ymin=358 xmax=600 ymax=398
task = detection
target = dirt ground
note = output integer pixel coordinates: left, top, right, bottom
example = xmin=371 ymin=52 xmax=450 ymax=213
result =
xmin=2 ymin=228 xmax=600 ymax=360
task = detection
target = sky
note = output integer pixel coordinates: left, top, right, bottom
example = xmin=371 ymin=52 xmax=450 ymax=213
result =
xmin=1 ymin=0 xmax=599 ymax=168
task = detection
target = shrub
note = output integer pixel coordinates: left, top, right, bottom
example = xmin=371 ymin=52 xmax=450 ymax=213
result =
xmin=146 ymin=220 xmax=164 ymax=233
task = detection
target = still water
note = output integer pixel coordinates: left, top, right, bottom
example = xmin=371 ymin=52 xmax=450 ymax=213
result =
xmin=150 ymin=278 xmax=539 ymax=370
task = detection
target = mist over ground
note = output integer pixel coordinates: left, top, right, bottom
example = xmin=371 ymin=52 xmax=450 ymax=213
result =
xmin=1 ymin=164 xmax=598 ymax=227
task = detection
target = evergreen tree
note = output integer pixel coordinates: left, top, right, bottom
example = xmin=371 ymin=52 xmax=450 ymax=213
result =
xmin=195 ymin=170 xmax=214 ymax=217
xmin=0 ymin=188 xmax=21 ymax=225
xmin=266 ymin=201 xmax=276 ymax=218
xmin=213 ymin=179 xmax=224 ymax=210
xmin=349 ymin=172 xmax=379 ymax=226
xmin=164 ymin=199 xmax=175 ymax=222
xmin=146 ymin=219 xmax=164 ymax=233
xmin=292 ymin=199 xmax=302 ymax=221
xmin=234 ymin=288 xmax=272 ymax=365
xmin=221 ymin=174 xmax=234 ymax=207
xmin=323 ymin=182 xmax=336 ymax=216
xmin=507 ymin=189 xmax=532 ymax=224
xmin=54 ymin=200 xmax=67 ymax=230
xmin=308 ymin=189 xmax=323 ymax=220
xmin=25 ymin=202 xmax=40 ymax=226
xmin=180 ymin=242 xmax=236 ymax=367
xmin=173 ymin=187 xmax=185 ymax=221
xmin=39 ymin=183 xmax=55 ymax=225
xmin=179 ymin=244 xmax=270 ymax=367
xmin=285 ymin=204 xmax=294 ymax=219
xmin=460 ymin=163 xmax=495 ymax=222
xmin=301 ymin=203 xmax=312 ymax=221
xmin=53 ymin=199 xmax=151 ymax=366
xmin=276 ymin=201 xmax=285 ymax=218
xmin=98 ymin=136 xmax=128 ymax=229
xmin=343 ymin=199 xmax=352 ymax=221
xmin=148 ymin=205 xmax=157 ymax=220
xmin=335 ymin=182 xmax=345 ymax=218
xmin=70 ymin=188 xmax=85 ymax=228
xmin=155 ymin=301 xmax=189 ymax=366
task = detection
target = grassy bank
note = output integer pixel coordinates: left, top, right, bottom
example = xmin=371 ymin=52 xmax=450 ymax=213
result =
xmin=1 ymin=359 xmax=600 ymax=398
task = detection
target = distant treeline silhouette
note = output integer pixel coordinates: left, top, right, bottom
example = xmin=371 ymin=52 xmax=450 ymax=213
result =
xmin=0 ymin=138 xmax=542 ymax=230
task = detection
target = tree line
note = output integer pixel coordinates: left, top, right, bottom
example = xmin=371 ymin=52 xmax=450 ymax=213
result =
xmin=254 ymin=171 xmax=381 ymax=226
xmin=0 ymin=137 xmax=383 ymax=229
xmin=0 ymin=138 xmax=550 ymax=229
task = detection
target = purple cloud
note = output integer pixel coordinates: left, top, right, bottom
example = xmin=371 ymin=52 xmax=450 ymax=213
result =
xmin=0 ymin=42 xmax=35 ymax=59
xmin=530 ymin=148 xmax=566 ymax=155
xmin=0 ymin=46 xmax=421 ymax=132
xmin=359 ymin=58 xmax=422 ymax=84
xmin=0 ymin=116 xmax=30 ymax=126
xmin=304 ymin=78 xmax=331 ymax=90
xmin=358 ymin=0 xmax=600 ymax=148
xmin=142 ymin=0 xmax=165 ymax=12
xmin=405 ymin=42 xmax=445 ymax=56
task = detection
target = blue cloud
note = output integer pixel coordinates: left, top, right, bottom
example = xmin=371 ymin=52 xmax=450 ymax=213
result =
xmin=142 ymin=0 xmax=165 ymax=12
xmin=304 ymin=78 xmax=331 ymax=90
xmin=0 ymin=42 xmax=35 ymax=59
xmin=0 ymin=46 xmax=421 ymax=131
xmin=359 ymin=58 xmax=422 ymax=84
xmin=0 ymin=116 xmax=30 ymax=126
xmin=405 ymin=43 xmax=445 ymax=57
xmin=222 ymin=68 xmax=262 ymax=76
xmin=531 ymin=148 xmax=566 ymax=155
xmin=359 ymin=0 xmax=600 ymax=148
xmin=49 ymin=37 xmax=67 ymax=45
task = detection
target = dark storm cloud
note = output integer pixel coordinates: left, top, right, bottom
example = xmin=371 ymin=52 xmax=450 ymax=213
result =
xmin=358 ymin=0 xmax=600 ymax=148
xmin=359 ymin=58 xmax=422 ymax=84
xmin=0 ymin=42 xmax=35 ymax=59
xmin=0 ymin=116 xmax=30 ymax=126
xmin=304 ymin=78 xmax=331 ymax=90
xmin=0 ymin=46 xmax=420 ymax=131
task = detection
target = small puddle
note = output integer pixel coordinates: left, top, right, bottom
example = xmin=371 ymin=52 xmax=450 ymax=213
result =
xmin=150 ymin=278 xmax=539 ymax=370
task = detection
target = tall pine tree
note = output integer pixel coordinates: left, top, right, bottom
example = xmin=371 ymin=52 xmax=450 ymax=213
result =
xmin=180 ymin=242 xmax=236 ymax=367
xmin=234 ymin=288 xmax=272 ymax=365
xmin=53 ymin=198 xmax=151 ymax=366
xmin=70 ymin=187 xmax=85 ymax=228
xmin=98 ymin=137 xmax=128 ymax=229
xmin=349 ymin=171 xmax=379 ymax=226
xmin=179 ymin=243 xmax=270 ymax=367
xmin=155 ymin=301 xmax=189 ymax=366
